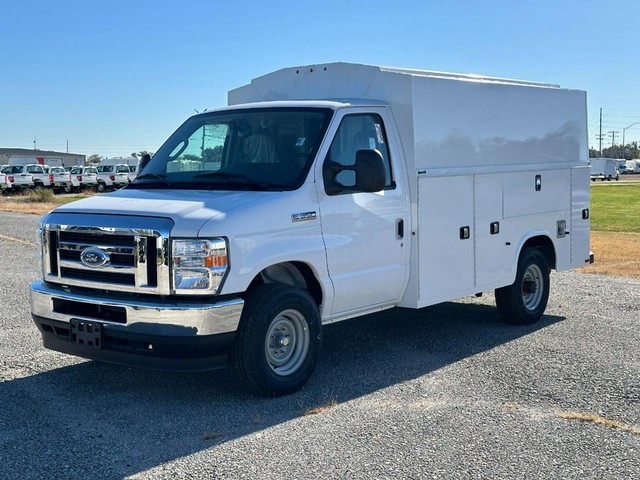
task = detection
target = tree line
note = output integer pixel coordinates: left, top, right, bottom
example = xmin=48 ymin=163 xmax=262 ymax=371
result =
xmin=589 ymin=141 xmax=640 ymax=159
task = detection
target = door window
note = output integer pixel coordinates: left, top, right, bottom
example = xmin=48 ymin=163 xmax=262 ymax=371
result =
xmin=324 ymin=113 xmax=393 ymax=195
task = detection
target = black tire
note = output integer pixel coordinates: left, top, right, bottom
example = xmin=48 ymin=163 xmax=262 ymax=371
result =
xmin=231 ymin=284 xmax=322 ymax=397
xmin=495 ymin=248 xmax=550 ymax=325
xmin=96 ymin=182 xmax=106 ymax=192
xmin=62 ymin=185 xmax=72 ymax=194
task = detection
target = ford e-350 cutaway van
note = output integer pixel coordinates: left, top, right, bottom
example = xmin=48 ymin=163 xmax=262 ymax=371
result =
xmin=31 ymin=63 xmax=592 ymax=396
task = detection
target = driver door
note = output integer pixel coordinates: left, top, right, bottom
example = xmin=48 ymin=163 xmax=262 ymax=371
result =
xmin=316 ymin=109 xmax=409 ymax=316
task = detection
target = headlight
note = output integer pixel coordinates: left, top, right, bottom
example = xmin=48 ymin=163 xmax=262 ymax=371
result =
xmin=171 ymin=238 xmax=228 ymax=295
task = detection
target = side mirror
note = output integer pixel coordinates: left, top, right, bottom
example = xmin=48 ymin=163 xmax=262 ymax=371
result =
xmin=354 ymin=149 xmax=386 ymax=192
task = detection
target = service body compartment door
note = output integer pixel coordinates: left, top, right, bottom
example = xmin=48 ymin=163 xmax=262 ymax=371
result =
xmin=418 ymin=175 xmax=475 ymax=306
xmin=570 ymin=166 xmax=591 ymax=268
xmin=474 ymin=174 xmax=511 ymax=289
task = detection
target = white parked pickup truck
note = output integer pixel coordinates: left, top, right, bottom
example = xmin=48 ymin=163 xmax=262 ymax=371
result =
xmin=30 ymin=63 xmax=593 ymax=396
xmin=1 ymin=165 xmax=35 ymax=190
xmin=22 ymin=164 xmax=54 ymax=189
xmin=0 ymin=171 xmax=11 ymax=192
xmin=95 ymin=164 xmax=129 ymax=192
xmin=69 ymin=166 xmax=98 ymax=191
xmin=44 ymin=166 xmax=72 ymax=193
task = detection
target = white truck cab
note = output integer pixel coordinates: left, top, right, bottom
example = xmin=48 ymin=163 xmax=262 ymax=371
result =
xmin=30 ymin=63 xmax=592 ymax=396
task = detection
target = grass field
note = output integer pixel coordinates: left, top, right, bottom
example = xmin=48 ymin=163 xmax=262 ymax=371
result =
xmin=589 ymin=183 xmax=640 ymax=233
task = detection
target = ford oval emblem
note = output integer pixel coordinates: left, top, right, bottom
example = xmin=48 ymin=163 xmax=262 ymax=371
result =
xmin=80 ymin=247 xmax=110 ymax=268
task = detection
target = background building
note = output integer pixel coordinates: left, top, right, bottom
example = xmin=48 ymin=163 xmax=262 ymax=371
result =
xmin=0 ymin=148 xmax=85 ymax=167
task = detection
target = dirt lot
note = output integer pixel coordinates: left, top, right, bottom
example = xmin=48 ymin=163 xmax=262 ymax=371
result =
xmin=584 ymin=231 xmax=640 ymax=278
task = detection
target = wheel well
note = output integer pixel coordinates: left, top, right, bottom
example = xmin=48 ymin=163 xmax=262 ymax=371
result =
xmin=522 ymin=235 xmax=556 ymax=270
xmin=247 ymin=262 xmax=323 ymax=307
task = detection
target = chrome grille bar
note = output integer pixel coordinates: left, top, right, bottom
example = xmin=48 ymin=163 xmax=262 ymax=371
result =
xmin=41 ymin=213 xmax=173 ymax=295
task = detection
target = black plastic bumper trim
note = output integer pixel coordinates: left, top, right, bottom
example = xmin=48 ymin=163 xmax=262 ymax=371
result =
xmin=33 ymin=314 xmax=234 ymax=372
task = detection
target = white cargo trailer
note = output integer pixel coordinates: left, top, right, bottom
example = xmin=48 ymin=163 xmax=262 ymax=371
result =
xmin=590 ymin=158 xmax=619 ymax=181
xmin=31 ymin=63 xmax=592 ymax=396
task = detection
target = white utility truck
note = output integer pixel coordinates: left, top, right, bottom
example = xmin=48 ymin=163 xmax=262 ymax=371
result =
xmin=30 ymin=63 xmax=592 ymax=396
xmin=625 ymin=159 xmax=640 ymax=174
xmin=590 ymin=158 xmax=619 ymax=181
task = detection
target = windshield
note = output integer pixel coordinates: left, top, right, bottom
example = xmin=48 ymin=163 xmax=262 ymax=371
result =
xmin=97 ymin=165 xmax=114 ymax=173
xmin=129 ymin=107 xmax=333 ymax=191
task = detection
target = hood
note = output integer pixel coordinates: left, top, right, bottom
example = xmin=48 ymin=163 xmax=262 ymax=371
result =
xmin=52 ymin=188 xmax=270 ymax=236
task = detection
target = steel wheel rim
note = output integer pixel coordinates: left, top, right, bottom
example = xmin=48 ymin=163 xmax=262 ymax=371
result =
xmin=264 ymin=309 xmax=309 ymax=376
xmin=521 ymin=264 xmax=544 ymax=311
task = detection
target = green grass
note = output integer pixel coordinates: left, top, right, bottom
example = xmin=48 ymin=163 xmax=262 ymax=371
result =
xmin=590 ymin=184 xmax=640 ymax=233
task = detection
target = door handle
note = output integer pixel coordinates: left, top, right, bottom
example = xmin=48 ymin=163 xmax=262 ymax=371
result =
xmin=396 ymin=219 xmax=404 ymax=238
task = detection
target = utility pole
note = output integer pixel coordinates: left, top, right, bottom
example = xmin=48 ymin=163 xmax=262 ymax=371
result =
xmin=598 ymin=108 xmax=603 ymax=157
xmin=33 ymin=137 xmax=37 ymax=150
xmin=622 ymin=122 xmax=640 ymax=159
xmin=66 ymin=140 xmax=69 ymax=153
xmin=609 ymin=131 xmax=619 ymax=147
xmin=608 ymin=130 xmax=620 ymax=156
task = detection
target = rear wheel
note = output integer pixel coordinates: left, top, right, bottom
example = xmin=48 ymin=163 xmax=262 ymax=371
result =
xmin=96 ymin=182 xmax=106 ymax=192
xmin=231 ymin=284 xmax=322 ymax=396
xmin=495 ymin=248 xmax=550 ymax=325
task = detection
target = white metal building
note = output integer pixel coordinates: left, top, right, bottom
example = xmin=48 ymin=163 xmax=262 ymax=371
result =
xmin=0 ymin=148 xmax=85 ymax=167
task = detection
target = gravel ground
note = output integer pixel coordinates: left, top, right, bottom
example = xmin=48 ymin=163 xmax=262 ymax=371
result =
xmin=0 ymin=211 xmax=638 ymax=479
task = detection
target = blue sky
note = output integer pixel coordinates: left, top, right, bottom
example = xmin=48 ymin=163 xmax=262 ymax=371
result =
xmin=1 ymin=0 xmax=639 ymax=157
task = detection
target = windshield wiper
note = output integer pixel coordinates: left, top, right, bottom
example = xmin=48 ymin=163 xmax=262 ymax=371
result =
xmin=193 ymin=171 xmax=270 ymax=190
xmin=133 ymin=173 xmax=172 ymax=186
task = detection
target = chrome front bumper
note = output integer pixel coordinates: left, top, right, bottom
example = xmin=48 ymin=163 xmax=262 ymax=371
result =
xmin=30 ymin=280 xmax=243 ymax=336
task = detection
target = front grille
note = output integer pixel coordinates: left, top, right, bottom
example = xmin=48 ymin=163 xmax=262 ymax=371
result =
xmin=59 ymin=231 xmax=135 ymax=247
xmin=60 ymin=267 xmax=135 ymax=285
xmin=42 ymin=215 xmax=172 ymax=295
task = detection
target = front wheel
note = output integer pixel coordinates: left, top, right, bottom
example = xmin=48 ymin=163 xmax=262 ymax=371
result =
xmin=495 ymin=248 xmax=550 ymax=325
xmin=231 ymin=284 xmax=322 ymax=396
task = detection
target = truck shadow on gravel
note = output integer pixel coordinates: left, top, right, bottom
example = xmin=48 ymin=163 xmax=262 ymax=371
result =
xmin=2 ymin=301 xmax=563 ymax=479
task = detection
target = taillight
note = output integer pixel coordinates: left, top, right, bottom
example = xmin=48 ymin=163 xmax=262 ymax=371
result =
xmin=49 ymin=174 xmax=54 ymax=183
xmin=8 ymin=176 xmax=14 ymax=182
xmin=77 ymin=175 xmax=82 ymax=181
xmin=110 ymin=175 xmax=115 ymax=181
